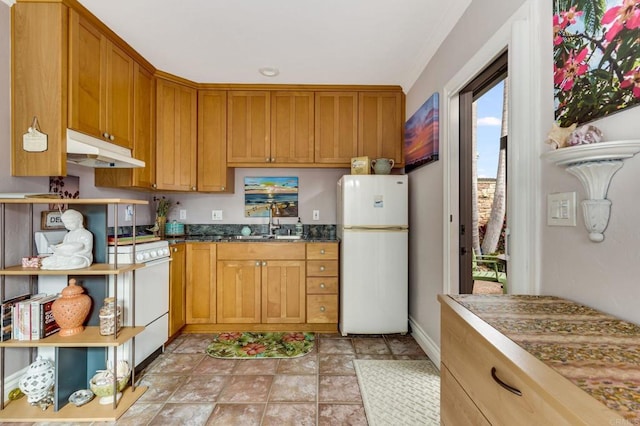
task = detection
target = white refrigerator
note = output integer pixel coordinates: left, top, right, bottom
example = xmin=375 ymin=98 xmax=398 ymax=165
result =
xmin=337 ymin=174 xmax=408 ymax=335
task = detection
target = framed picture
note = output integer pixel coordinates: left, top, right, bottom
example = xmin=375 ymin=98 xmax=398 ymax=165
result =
xmin=41 ymin=210 xmax=65 ymax=230
xmin=553 ymin=0 xmax=640 ymax=125
xmin=244 ymin=177 xmax=299 ymax=217
xmin=404 ymin=92 xmax=439 ymax=172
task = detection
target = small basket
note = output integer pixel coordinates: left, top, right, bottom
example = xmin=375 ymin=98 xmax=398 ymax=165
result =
xmin=165 ymin=221 xmax=185 ymax=236
xmin=89 ymin=371 xmax=129 ymax=397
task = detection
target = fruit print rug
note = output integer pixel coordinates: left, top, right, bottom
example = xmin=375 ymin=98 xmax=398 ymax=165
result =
xmin=206 ymin=332 xmax=315 ymax=359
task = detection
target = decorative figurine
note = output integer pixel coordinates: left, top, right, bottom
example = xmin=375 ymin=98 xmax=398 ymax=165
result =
xmin=546 ymin=123 xmax=577 ymax=149
xmin=41 ymin=209 xmax=93 ymax=270
xmin=567 ymin=124 xmax=603 ymax=146
xmin=18 ymin=356 xmax=55 ymax=409
xmin=51 ymin=278 xmax=92 ymax=336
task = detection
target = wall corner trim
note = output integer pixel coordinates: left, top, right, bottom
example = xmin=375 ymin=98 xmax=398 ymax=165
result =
xmin=1 ymin=0 xmax=16 ymax=7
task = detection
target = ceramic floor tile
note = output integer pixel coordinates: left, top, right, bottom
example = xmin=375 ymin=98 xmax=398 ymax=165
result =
xmin=164 ymin=334 xmax=187 ymax=353
xmin=172 ymin=334 xmax=215 ymax=353
xmin=318 ymin=354 xmax=357 ymax=375
xmin=355 ymin=353 xmax=395 ymax=360
xmin=205 ymin=403 xmax=265 ymax=425
xmin=261 ymin=403 xmax=316 ymax=426
xmin=193 ymin=356 xmax=238 ymax=375
xmin=318 ymin=339 xmax=355 ymax=354
xmin=353 ymin=337 xmax=391 ymax=354
xmin=217 ymin=375 xmax=274 ymax=403
xmin=146 ymin=353 xmax=206 ymax=374
xmin=318 ymin=403 xmax=368 ymax=425
xmin=114 ymin=402 xmax=164 ymax=425
xmin=136 ymin=374 xmax=186 ymax=402
xmin=318 ymin=375 xmax=362 ymax=403
xmin=385 ymin=336 xmax=426 ymax=356
xmin=169 ymin=374 xmax=229 ymax=402
xmin=233 ymin=359 xmax=279 ymax=375
xmin=147 ymin=402 xmax=215 ymax=425
xmin=276 ymin=353 xmax=318 ymax=374
xmin=269 ymin=374 xmax=317 ymax=402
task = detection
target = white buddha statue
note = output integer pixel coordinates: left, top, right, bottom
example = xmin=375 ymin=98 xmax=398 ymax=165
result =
xmin=41 ymin=209 xmax=93 ymax=270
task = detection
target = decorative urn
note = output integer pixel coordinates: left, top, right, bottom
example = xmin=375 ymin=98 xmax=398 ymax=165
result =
xmin=18 ymin=356 xmax=55 ymax=406
xmin=51 ymin=278 xmax=92 ymax=336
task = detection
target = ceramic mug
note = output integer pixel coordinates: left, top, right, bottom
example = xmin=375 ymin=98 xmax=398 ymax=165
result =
xmin=371 ymin=158 xmax=394 ymax=175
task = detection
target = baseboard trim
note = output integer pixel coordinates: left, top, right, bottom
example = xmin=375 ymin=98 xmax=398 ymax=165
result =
xmin=3 ymin=367 xmax=26 ymax=403
xmin=409 ymin=316 xmax=440 ymax=368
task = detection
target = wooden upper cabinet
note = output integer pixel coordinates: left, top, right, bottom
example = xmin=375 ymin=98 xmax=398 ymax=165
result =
xmin=227 ymin=91 xmax=271 ymax=164
xmin=314 ymin=92 xmax=358 ymax=165
xmin=156 ymin=78 xmax=197 ymax=191
xmin=95 ymin=63 xmax=156 ymax=189
xmin=198 ymin=90 xmax=234 ymax=193
xmin=358 ymin=92 xmax=404 ymax=167
xmin=68 ymin=11 xmax=134 ymax=148
xmin=271 ymin=92 xmax=314 ymax=164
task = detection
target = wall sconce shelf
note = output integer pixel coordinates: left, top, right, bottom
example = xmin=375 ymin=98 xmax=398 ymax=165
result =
xmin=542 ymin=140 xmax=640 ymax=242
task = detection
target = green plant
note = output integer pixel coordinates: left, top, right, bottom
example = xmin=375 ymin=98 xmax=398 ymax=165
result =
xmin=154 ymin=196 xmax=172 ymax=218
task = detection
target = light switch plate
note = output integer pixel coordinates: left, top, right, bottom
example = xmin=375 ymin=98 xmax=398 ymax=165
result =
xmin=212 ymin=210 xmax=223 ymax=221
xmin=179 ymin=209 xmax=187 ymax=220
xmin=313 ymin=210 xmax=320 ymax=221
xmin=547 ymin=192 xmax=577 ymax=226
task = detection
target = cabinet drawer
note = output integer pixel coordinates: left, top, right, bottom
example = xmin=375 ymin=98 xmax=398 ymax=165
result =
xmin=306 ymin=260 xmax=338 ymax=276
xmin=441 ymin=300 xmax=591 ymax=425
xmin=217 ymin=243 xmax=305 ymax=260
xmin=306 ymin=277 xmax=338 ymax=294
xmin=306 ymin=243 xmax=338 ymax=260
xmin=307 ymin=295 xmax=338 ymax=323
xmin=441 ymin=364 xmax=490 ymax=426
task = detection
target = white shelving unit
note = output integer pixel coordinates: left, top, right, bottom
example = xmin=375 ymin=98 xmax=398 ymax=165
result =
xmin=542 ymin=140 xmax=640 ymax=242
xmin=0 ymin=197 xmax=148 ymax=421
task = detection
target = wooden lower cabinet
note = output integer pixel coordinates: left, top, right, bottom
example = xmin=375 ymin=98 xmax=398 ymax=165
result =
xmin=185 ymin=243 xmax=216 ymax=323
xmin=168 ymin=243 xmax=186 ymax=338
xmin=306 ymin=243 xmax=339 ymax=324
xmin=262 ymin=260 xmax=306 ymax=323
xmin=216 ymin=259 xmax=261 ymax=323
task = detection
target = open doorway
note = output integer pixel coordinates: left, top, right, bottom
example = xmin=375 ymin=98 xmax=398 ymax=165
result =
xmin=459 ymin=51 xmax=508 ymax=294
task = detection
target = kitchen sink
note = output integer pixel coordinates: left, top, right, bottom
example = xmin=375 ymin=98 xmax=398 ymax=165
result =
xmin=274 ymin=235 xmax=302 ymax=240
xmin=233 ymin=235 xmax=274 ymax=240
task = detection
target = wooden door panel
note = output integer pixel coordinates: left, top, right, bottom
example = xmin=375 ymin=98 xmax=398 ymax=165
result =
xmin=217 ymin=260 xmax=261 ymax=323
xmin=198 ymin=90 xmax=234 ymax=192
xmin=358 ymin=92 xmax=403 ymax=165
xmin=271 ymin=92 xmax=314 ymax=163
xmin=169 ymin=244 xmax=186 ymax=336
xmin=105 ymin=41 xmax=134 ymax=148
xmin=262 ymin=261 xmax=305 ymax=323
xmin=227 ymin=91 xmax=270 ymax=164
xmin=186 ymin=244 xmax=216 ymax=323
xmin=314 ymin=92 xmax=357 ymax=164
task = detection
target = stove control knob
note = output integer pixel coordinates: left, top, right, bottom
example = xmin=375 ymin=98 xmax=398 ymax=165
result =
xmin=149 ymin=250 xmax=158 ymax=258
xmin=161 ymin=248 xmax=169 ymax=256
xmin=136 ymin=253 xmax=145 ymax=262
xmin=143 ymin=252 xmax=151 ymax=260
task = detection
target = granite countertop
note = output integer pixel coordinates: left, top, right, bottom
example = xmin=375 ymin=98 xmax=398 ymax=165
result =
xmin=166 ymin=235 xmax=338 ymax=244
xmin=450 ymin=294 xmax=640 ymax=422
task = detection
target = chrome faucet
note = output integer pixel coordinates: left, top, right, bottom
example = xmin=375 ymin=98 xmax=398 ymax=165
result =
xmin=268 ymin=203 xmax=281 ymax=235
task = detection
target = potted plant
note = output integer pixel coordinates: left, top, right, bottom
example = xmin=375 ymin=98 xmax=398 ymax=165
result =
xmin=154 ymin=196 xmax=172 ymax=238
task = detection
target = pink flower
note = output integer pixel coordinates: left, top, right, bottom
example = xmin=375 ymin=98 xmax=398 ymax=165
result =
xmin=554 ymin=48 xmax=590 ymax=91
xmin=602 ymin=0 xmax=640 ymax=42
xmin=218 ymin=332 xmax=242 ymax=341
xmin=553 ymin=15 xmax=564 ymax=46
xmin=561 ymin=7 xmax=583 ymax=25
xmin=282 ymin=332 xmax=306 ymax=343
xmin=620 ymin=67 xmax=640 ymax=98
xmin=241 ymin=342 xmax=266 ymax=355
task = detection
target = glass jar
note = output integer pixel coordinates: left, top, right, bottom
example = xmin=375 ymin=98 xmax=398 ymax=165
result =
xmin=99 ymin=297 xmax=122 ymax=336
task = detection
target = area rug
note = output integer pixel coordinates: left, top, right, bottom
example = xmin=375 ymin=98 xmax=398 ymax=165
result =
xmin=206 ymin=332 xmax=314 ymax=359
xmin=354 ymin=360 xmax=440 ymax=426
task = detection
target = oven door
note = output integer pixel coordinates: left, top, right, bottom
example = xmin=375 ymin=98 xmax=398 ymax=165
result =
xmin=134 ymin=257 xmax=170 ymax=326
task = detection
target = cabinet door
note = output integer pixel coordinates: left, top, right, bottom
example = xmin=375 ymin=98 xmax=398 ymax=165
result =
xmin=216 ymin=260 xmax=261 ymax=323
xmin=156 ymin=78 xmax=197 ymax=191
xmin=314 ymin=92 xmax=358 ymax=164
xmin=69 ymin=11 xmax=105 ymax=141
xmin=169 ymin=243 xmax=186 ymax=337
xmin=262 ymin=260 xmax=306 ymax=323
xmin=186 ymin=243 xmax=216 ymax=323
xmin=227 ymin=91 xmax=271 ymax=164
xmin=104 ymin=41 xmax=134 ymax=148
xmin=271 ymin=91 xmax=314 ymax=164
xmin=198 ymin=90 xmax=234 ymax=192
xmin=358 ymin=92 xmax=404 ymax=166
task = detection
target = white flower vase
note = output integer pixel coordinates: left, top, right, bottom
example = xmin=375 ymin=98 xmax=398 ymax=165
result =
xmin=19 ymin=356 xmax=55 ymax=406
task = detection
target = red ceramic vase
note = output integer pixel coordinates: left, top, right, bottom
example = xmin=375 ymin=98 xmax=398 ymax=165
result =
xmin=51 ymin=278 xmax=92 ymax=336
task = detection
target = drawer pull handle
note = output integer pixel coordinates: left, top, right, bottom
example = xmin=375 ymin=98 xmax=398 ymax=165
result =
xmin=319 ymin=306 xmax=326 ymax=312
xmin=320 ymin=249 xmax=325 ymax=254
xmin=491 ymin=367 xmax=522 ymax=396
xmin=319 ymin=283 xmax=325 ymax=289
xmin=319 ymin=266 xmax=325 ymax=272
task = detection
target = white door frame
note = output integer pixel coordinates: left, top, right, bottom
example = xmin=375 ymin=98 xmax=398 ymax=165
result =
xmin=442 ymin=0 xmax=545 ymax=295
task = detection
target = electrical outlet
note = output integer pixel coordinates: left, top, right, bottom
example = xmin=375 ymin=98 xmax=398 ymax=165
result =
xmin=179 ymin=209 xmax=187 ymax=220
xmin=313 ymin=210 xmax=320 ymax=221
xmin=212 ymin=210 xmax=223 ymax=221
xmin=124 ymin=205 xmax=133 ymax=222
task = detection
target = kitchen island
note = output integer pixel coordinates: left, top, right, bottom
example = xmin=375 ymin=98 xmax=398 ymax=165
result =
xmin=439 ymin=294 xmax=639 ymax=424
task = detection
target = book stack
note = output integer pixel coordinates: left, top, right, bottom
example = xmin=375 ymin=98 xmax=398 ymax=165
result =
xmin=1 ymin=293 xmax=60 ymax=341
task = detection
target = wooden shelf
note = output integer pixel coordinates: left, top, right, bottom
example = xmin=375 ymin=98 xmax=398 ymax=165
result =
xmin=0 ymin=386 xmax=147 ymax=421
xmin=0 ymin=263 xmax=144 ymax=276
xmin=0 ymin=197 xmax=148 ymax=205
xmin=0 ymin=327 xmax=144 ymax=348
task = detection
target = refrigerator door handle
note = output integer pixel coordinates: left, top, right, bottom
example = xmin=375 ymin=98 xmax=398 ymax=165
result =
xmin=344 ymin=226 xmax=408 ymax=231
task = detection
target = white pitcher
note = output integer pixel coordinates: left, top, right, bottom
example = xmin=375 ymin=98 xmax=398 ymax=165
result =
xmin=371 ymin=158 xmax=394 ymax=175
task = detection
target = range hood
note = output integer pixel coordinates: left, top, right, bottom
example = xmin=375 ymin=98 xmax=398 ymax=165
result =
xmin=66 ymin=129 xmax=145 ymax=168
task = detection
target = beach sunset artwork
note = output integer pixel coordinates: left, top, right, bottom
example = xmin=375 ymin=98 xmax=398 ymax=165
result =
xmin=244 ymin=177 xmax=299 ymax=217
xmin=404 ymin=92 xmax=439 ymax=172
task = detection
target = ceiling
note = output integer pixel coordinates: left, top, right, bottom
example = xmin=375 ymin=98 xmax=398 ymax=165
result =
xmin=76 ymin=0 xmax=471 ymax=91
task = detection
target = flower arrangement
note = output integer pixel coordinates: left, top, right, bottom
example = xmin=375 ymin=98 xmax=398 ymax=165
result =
xmin=154 ymin=196 xmax=174 ymax=218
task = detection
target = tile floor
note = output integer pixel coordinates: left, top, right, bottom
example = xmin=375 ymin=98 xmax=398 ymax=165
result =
xmin=112 ymin=332 xmax=428 ymax=425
